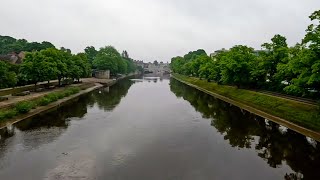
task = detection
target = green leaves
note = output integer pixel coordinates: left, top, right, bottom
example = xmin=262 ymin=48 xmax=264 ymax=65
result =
xmin=219 ymin=45 xmax=256 ymax=87
xmin=0 ymin=61 xmax=18 ymax=88
xmin=20 ymin=48 xmax=92 ymax=86
xmin=0 ymin=35 xmax=55 ymax=54
xmin=93 ymin=46 xmax=136 ymax=75
xmin=170 ymin=9 xmax=320 ymax=99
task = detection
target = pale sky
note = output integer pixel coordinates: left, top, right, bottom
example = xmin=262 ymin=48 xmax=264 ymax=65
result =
xmin=0 ymin=0 xmax=319 ymax=62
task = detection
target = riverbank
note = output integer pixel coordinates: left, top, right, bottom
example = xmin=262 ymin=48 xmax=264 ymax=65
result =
xmin=0 ymin=74 xmax=138 ymax=129
xmin=172 ymin=74 xmax=320 ymax=141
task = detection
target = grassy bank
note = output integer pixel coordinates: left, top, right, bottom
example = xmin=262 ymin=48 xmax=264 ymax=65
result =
xmin=0 ymin=87 xmax=81 ymax=121
xmin=173 ymin=74 xmax=320 ymax=131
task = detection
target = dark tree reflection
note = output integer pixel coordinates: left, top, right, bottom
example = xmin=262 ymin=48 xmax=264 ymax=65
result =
xmin=92 ymin=79 xmax=134 ymax=111
xmin=0 ymin=79 xmax=134 ymax=152
xmin=170 ymin=78 xmax=320 ymax=180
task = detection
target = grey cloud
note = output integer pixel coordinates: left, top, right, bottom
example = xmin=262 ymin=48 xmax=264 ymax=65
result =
xmin=0 ymin=0 xmax=319 ymax=62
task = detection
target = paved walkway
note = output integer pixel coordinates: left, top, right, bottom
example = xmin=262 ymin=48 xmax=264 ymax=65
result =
xmin=0 ymin=77 xmax=125 ymax=109
xmin=0 ymin=86 xmax=71 ymax=109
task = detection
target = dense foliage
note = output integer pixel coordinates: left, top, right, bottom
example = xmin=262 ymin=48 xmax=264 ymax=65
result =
xmin=0 ymin=87 xmax=81 ymax=121
xmin=0 ymin=35 xmax=137 ymax=89
xmin=20 ymin=48 xmax=91 ymax=86
xmin=92 ymin=46 xmax=137 ymax=76
xmin=0 ymin=35 xmax=55 ymax=54
xmin=0 ymin=61 xmax=17 ymax=88
xmin=171 ymin=10 xmax=320 ymax=98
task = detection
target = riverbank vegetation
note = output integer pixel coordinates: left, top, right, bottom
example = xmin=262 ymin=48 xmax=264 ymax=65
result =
xmin=0 ymin=36 xmax=137 ymax=89
xmin=0 ymin=87 xmax=81 ymax=121
xmin=90 ymin=46 xmax=137 ymax=76
xmin=170 ymin=78 xmax=320 ymax=179
xmin=173 ymin=74 xmax=320 ymax=131
xmin=170 ymin=10 xmax=320 ymax=99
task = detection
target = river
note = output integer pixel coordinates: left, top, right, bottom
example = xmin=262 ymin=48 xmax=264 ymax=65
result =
xmin=0 ymin=77 xmax=319 ymax=180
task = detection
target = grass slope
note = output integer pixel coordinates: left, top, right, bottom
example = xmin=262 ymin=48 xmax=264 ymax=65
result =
xmin=173 ymin=74 xmax=320 ymax=131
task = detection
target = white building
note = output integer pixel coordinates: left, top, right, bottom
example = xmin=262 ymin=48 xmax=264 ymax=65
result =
xmin=145 ymin=62 xmax=170 ymax=74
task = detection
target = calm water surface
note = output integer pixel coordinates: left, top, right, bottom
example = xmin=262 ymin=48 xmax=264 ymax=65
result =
xmin=0 ymin=77 xmax=319 ymax=180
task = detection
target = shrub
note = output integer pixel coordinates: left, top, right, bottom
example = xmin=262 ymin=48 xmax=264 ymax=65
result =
xmin=0 ymin=109 xmax=17 ymax=121
xmin=55 ymin=92 xmax=65 ymax=99
xmin=63 ymin=90 xmax=73 ymax=97
xmin=63 ymin=87 xmax=80 ymax=97
xmin=283 ymin=85 xmax=304 ymax=96
xmin=15 ymin=101 xmax=33 ymax=114
xmin=38 ymin=97 xmax=51 ymax=106
xmin=44 ymin=93 xmax=59 ymax=102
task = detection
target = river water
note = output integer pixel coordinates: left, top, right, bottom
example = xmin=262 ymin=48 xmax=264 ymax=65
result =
xmin=0 ymin=77 xmax=319 ymax=180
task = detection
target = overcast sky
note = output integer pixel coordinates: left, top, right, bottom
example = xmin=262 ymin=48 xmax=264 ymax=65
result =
xmin=0 ymin=0 xmax=319 ymax=62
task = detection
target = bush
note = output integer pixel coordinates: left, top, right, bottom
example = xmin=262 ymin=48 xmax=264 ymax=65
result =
xmin=67 ymin=87 xmax=80 ymax=94
xmin=0 ymin=109 xmax=17 ymax=121
xmin=15 ymin=101 xmax=33 ymax=114
xmin=63 ymin=87 xmax=80 ymax=97
xmin=44 ymin=93 xmax=59 ymax=102
xmin=284 ymin=85 xmax=304 ymax=96
xmin=37 ymin=87 xmax=80 ymax=106
xmin=38 ymin=97 xmax=51 ymax=106
xmin=0 ymin=86 xmax=82 ymax=121
xmin=55 ymin=92 xmax=65 ymax=99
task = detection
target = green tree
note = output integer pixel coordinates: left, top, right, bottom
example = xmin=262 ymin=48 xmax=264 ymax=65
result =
xmin=0 ymin=61 xmax=17 ymax=88
xmin=76 ymin=53 xmax=92 ymax=78
xmin=93 ymin=46 xmax=122 ymax=75
xmin=219 ymin=45 xmax=256 ymax=87
xmin=170 ymin=56 xmax=186 ymax=74
xmin=20 ymin=52 xmax=51 ymax=87
xmin=84 ymin=46 xmax=98 ymax=66
xmin=121 ymin=50 xmax=129 ymax=59
xmin=40 ymin=48 xmax=68 ymax=86
xmin=124 ymin=58 xmax=137 ymax=74
xmin=199 ymin=58 xmax=215 ymax=81
xmin=260 ymin=34 xmax=289 ymax=90
xmin=183 ymin=49 xmax=207 ymax=61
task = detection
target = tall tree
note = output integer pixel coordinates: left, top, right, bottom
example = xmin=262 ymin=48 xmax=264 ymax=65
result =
xmin=84 ymin=46 xmax=98 ymax=66
xmin=20 ymin=52 xmax=51 ymax=87
xmin=0 ymin=61 xmax=17 ymax=88
xmin=93 ymin=46 xmax=122 ymax=75
xmin=260 ymin=34 xmax=289 ymax=90
xmin=219 ymin=45 xmax=256 ymax=87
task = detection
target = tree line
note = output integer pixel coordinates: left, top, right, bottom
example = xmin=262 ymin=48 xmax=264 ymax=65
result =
xmin=0 ymin=35 xmax=55 ymax=54
xmin=171 ymin=10 xmax=320 ymax=98
xmin=0 ymin=36 xmax=137 ymax=89
xmin=85 ymin=46 xmax=137 ymax=76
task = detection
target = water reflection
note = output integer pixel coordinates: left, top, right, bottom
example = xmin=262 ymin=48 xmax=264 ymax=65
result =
xmin=0 ymin=79 xmax=134 ymax=155
xmin=92 ymin=79 xmax=134 ymax=111
xmin=170 ymin=78 xmax=320 ymax=180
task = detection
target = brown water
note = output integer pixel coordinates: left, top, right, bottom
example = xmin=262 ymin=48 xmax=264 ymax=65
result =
xmin=0 ymin=77 xmax=319 ymax=180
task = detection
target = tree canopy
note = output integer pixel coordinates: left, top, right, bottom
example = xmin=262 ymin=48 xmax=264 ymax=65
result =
xmin=170 ymin=10 xmax=320 ymax=98
xmin=93 ymin=46 xmax=136 ymax=75
xmin=0 ymin=35 xmax=55 ymax=54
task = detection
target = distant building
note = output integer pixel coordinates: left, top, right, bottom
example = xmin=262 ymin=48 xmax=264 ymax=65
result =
xmin=144 ymin=62 xmax=170 ymax=74
xmin=0 ymin=52 xmax=25 ymax=64
xmin=93 ymin=70 xmax=110 ymax=79
xmin=133 ymin=60 xmax=144 ymax=68
xmin=210 ymin=48 xmax=228 ymax=58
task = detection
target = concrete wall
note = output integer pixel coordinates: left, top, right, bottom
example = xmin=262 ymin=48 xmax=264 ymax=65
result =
xmin=95 ymin=70 xmax=110 ymax=79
